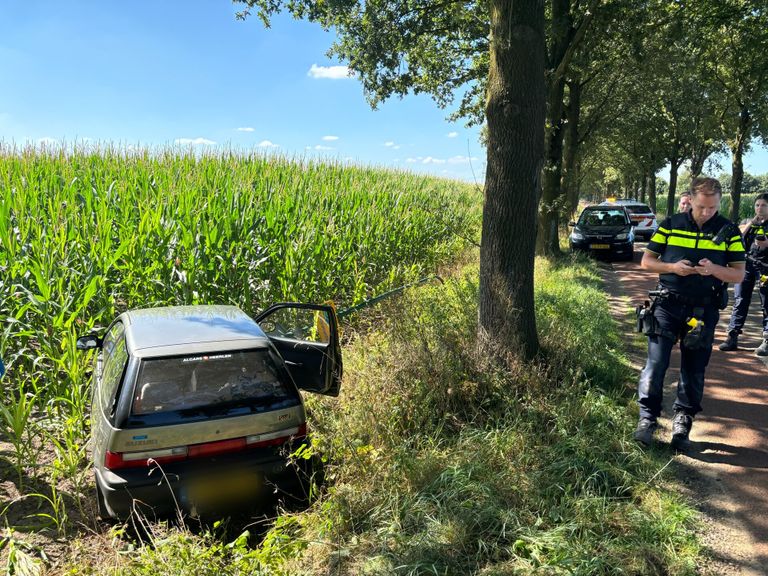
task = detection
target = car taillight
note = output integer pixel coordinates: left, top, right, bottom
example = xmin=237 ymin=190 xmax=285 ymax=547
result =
xmin=105 ymin=446 xmax=188 ymax=470
xmin=104 ymin=424 xmax=308 ymax=470
xmin=246 ymin=423 xmax=306 ymax=447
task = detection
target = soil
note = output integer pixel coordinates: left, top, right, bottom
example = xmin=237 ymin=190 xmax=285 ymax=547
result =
xmin=605 ymin=246 xmax=768 ymax=576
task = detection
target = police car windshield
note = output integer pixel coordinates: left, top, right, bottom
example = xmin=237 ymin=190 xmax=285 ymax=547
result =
xmin=130 ymin=349 xmax=292 ymax=416
xmin=578 ymin=209 xmax=628 ymax=227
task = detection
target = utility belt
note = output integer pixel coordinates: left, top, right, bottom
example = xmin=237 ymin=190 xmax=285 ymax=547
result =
xmin=635 ymin=287 xmax=718 ymax=349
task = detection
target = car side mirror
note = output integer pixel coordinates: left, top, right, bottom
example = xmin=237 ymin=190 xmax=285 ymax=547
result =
xmin=76 ymin=334 xmax=103 ymax=350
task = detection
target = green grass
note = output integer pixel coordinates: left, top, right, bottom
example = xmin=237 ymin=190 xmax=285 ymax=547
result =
xmin=101 ymin=252 xmax=696 ymax=576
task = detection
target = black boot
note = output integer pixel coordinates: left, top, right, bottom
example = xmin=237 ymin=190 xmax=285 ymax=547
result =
xmin=718 ymin=331 xmax=738 ymax=351
xmin=756 ymin=338 xmax=768 ymax=357
xmin=671 ymin=411 xmax=693 ymax=452
xmin=633 ymin=417 xmax=657 ymax=446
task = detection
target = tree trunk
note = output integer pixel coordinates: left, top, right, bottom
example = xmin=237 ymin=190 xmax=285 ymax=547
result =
xmin=730 ymin=106 xmax=751 ymax=222
xmin=666 ymin=154 xmax=681 ymax=217
xmin=537 ymin=76 xmax=566 ymax=256
xmin=640 ymin=173 xmax=647 ymax=204
xmin=563 ymin=78 xmax=581 ymax=217
xmin=480 ymin=0 xmax=544 ymax=360
xmin=536 ymin=0 xmax=572 ymax=256
xmin=648 ymin=171 xmax=657 ymax=214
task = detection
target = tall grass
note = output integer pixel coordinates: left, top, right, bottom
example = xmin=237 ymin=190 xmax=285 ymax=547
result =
xmin=57 ymin=254 xmax=701 ymax=574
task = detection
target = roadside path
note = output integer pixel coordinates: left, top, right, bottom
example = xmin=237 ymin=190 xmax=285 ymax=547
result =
xmin=606 ymin=246 xmax=768 ymax=575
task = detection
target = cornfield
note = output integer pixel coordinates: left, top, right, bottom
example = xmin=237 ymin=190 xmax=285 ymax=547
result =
xmin=0 ymin=143 xmax=480 ymax=548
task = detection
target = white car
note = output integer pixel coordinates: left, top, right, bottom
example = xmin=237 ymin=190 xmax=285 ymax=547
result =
xmin=600 ymin=200 xmax=658 ymax=240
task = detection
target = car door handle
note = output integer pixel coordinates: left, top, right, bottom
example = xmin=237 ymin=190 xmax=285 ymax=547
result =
xmin=285 ymin=360 xmax=304 ymax=367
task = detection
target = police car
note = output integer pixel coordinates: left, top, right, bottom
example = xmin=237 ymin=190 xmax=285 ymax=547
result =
xmin=600 ymin=199 xmax=658 ymax=240
xmin=77 ymin=303 xmax=341 ymax=520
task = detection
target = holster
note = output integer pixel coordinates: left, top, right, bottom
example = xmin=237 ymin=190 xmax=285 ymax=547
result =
xmin=716 ymin=284 xmax=729 ymax=310
xmin=635 ymin=301 xmax=657 ymax=335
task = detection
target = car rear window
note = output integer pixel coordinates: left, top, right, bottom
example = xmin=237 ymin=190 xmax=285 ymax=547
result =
xmin=130 ymin=349 xmax=295 ymax=416
xmin=578 ymin=209 xmax=629 ymax=226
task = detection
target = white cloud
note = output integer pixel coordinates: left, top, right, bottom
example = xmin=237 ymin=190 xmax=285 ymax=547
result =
xmin=422 ymin=156 xmax=446 ymax=165
xmin=308 ymin=64 xmax=351 ymax=79
xmin=447 ymin=155 xmax=479 ymax=164
xmin=447 ymin=131 xmax=458 ymax=138
xmin=236 ymin=127 xmax=255 ymax=132
xmin=384 ymin=141 xmax=401 ymax=150
xmin=258 ymin=140 xmax=279 ymax=148
xmin=322 ymin=135 xmax=339 ymax=141
xmin=175 ymin=137 xmax=216 ymax=146
xmin=314 ymin=145 xmax=334 ymax=151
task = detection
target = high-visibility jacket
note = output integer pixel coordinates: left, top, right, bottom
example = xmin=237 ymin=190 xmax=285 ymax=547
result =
xmin=646 ymin=210 xmax=745 ymax=299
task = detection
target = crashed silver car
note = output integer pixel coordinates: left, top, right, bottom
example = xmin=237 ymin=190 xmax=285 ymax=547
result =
xmin=77 ymin=303 xmax=341 ymax=520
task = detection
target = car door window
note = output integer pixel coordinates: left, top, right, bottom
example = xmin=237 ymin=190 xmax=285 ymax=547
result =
xmin=255 ymin=303 xmax=342 ymax=396
xmin=99 ymin=322 xmax=128 ymax=416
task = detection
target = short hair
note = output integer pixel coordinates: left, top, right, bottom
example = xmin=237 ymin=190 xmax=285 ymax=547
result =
xmin=756 ymin=193 xmax=768 ymax=203
xmin=679 ymin=191 xmax=691 ymax=198
xmin=689 ymin=177 xmax=722 ymax=197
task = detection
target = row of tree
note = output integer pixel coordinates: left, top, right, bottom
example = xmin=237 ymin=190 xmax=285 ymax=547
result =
xmin=234 ymin=0 xmax=767 ymax=358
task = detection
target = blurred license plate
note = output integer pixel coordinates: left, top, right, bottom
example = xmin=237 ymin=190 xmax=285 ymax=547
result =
xmin=185 ymin=471 xmax=262 ymax=511
xmin=590 ymin=243 xmax=610 ymax=249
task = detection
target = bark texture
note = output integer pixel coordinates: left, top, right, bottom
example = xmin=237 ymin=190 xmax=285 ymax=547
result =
xmin=480 ymin=0 xmax=545 ymax=360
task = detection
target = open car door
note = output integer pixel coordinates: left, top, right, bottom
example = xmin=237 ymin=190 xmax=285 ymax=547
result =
xmin=254 ymin=303 xmax=342 ymax=396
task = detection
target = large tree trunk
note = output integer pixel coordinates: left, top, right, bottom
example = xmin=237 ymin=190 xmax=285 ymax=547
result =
xmin=730 ymin=106 xmax=751 ymax=222
xmin=480 ymin=0 xmax=544 ymax=361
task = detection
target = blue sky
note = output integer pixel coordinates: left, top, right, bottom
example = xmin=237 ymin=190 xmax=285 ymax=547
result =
xmin=0 ymin=0 xmax=766 ymax=184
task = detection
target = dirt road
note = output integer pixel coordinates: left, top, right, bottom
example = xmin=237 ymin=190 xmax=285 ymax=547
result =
xmin=607 ymin=246 xmax=768 ymax=575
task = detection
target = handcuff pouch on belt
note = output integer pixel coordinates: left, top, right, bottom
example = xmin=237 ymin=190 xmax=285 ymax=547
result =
xmin=682 ymin=306 xmax=712 ymax=349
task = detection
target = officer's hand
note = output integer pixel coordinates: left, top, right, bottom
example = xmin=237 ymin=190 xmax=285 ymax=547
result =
xmin=756 ymin=237 xmax=768 ymax=250
xmin=695 ymin=258 xmax=716 ymax=276
xmin=671 ymin=259 xmax=697 ymax=276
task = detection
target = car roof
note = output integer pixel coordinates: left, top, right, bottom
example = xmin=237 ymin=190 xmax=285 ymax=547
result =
xmin=582 ymin=204 xmax=629 ymax=211
xmin=119 ymin=305 xmax=269 ymax=358
xmin=599 ymin=199 xmax=649 ymax=207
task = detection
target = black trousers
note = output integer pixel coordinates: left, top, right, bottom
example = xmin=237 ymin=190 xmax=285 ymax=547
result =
xmin=637 ymin=298 xmax=719 ymax=421
xmin=726 ymin=259 xmax=768 ymax=338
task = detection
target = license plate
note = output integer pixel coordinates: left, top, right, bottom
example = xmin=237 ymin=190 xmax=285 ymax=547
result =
xmin=184 ymin=471 xmax=263 ymax=512
xmin=590 ymin=243 xmax=610 ymax=249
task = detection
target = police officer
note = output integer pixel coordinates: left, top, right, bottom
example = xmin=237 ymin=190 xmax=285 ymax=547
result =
xmin=718 ymin=193 xmax=768 ymax=355
xmin=634 ymin=177 xmax=746 ymax=451
xmin=678 ymin=191 xmax=692 ymax=213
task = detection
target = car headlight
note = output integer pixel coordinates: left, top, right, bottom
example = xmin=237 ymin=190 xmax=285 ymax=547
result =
xmin=616 ymin=232 xmax=629 ymax=240
xmin=571 ymin=230 xmax=584 ymax=241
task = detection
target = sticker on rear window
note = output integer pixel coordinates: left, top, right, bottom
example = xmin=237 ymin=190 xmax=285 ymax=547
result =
xmin=183 ymin=354 xmax=233 ymax=363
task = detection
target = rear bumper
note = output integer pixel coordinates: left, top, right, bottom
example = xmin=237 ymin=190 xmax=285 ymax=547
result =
xmin=95 ymin=450 xmax=310 ymax=519
xmin=570 ymin=239 xmax=634 ymax=258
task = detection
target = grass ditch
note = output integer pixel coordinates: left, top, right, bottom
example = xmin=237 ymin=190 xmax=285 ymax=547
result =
xmin=42 ymin=252 xmax=702 ymax=575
